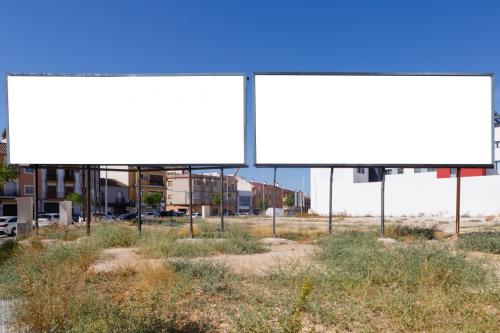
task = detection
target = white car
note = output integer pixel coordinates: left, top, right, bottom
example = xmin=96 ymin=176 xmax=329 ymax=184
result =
xmin=0 ymin=216 xmax=17 ymax=236
xmin=37 ymin=213 xmax=59 ymax=227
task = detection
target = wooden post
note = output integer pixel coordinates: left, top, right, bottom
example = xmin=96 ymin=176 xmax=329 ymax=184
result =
xmin=328 ymin=167 xmax=333 ymax=235
xmin=455 ymin=168 xmax=461 ymax=237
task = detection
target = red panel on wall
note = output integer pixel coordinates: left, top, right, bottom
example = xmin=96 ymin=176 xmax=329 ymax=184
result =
xmin=436 ymin=168 xmax=485 ymax=178
xmin=437 ymin=168 xmax=451 ymax=178
xmin=461 ymin=168 xmax=486 ymax=177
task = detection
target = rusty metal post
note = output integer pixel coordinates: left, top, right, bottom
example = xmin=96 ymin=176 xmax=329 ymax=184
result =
xmin=86 ymin=165 xmax=91 ymax=236
xmin=272 ymin=167 xmax=276 ymax=238
xmin=189 ymin=167 xmax=193 ymax=238
xmin=136 ymin=166 xmax=142 ymax=236
xmin=328 ymin=167 xmax=333 ymax=235
xmin=456 ymin=168 xmax=461 ymax=237
xmin=34 ymin=165 xmax=39 ymax=231
xmin=381 ymin=167 xmax=386 ymax=238
xmin=220 ymin=168 xmax=224 ymax=234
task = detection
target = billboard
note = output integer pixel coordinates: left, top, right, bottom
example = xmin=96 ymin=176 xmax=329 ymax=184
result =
xmin=7 ymin=74 xmax=246 ymax=166
xmin=255 ymin=73 xmax=493 ymax=167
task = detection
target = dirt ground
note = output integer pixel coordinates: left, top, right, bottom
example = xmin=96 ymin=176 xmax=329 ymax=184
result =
xmin=90 ymin=216 xmax=500 ymax=276
xmin=90 ymin=238 xmax=317 ymax=275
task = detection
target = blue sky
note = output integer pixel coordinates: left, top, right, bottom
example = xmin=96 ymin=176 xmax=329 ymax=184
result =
xmin=1 ymin=0 xmax=499 ymax=193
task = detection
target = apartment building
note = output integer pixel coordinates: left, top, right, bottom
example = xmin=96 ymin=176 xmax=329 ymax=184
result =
xmin=235 ymin=176 xmax=253 ymax=214
xmin=166 ymin=171 xmax=238 ymax=215
xmin=128 ymin=169 xmax=167 ymax=211
xmin=99 ymin=178 xmax=129 ymax=215
xmin=250 ymin=181 xmax=283 ymax=214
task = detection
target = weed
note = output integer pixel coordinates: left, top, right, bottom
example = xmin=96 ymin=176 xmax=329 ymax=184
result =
xmin=90 ymin=223 xmax=137 ymax=248
xmin=385 ymin=224 xmax=439 ymax=241
xmin=457 ymin=232 xmax=500 ymax=254
xmin=0 ymin=239 xmax=18 ymax=266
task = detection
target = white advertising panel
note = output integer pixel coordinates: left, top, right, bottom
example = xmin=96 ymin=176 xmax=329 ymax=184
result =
xmin=255 ymin=74 xmax=493 ymax=167
xmin=7 ymin=75 xmax=246 ymax=165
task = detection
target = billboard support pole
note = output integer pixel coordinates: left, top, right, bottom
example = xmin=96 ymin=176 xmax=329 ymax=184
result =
xmin=380 ymin=167 xmax=386 ymax=238
xmin=328 ymin=167 xmax=333 ymax=235
xmin=456 ymin=168 xmax=461 ymax=237
xmin=189 ymin=167 xmax=193 ymax=238
xmin=33 ymin=165 xmax=39 ymax=232
xmin=86 ymin=165 xmax=91 ymax=236
xmin=273 ymin=167 xmax=276 ymax=238
xmin=220 ymin=168 xmax=224 ymax=235
xmin=136 ymin=167 xmax=142 ymax=236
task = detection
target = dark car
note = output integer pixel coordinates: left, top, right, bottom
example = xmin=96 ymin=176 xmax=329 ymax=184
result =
xmin=160 ymin=211 xmax=174 ymax=217
xmin=117 ymin=213 xmax=137 ymax=221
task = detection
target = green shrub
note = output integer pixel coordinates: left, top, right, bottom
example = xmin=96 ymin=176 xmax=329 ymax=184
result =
xmin=0 ymin=239 xmax=18 ymax=266
xmin=171 ymin=260 xmax=233 ymax=295
xmin=91 ymin=224 xmax=137 ymax=248
xmin=457 ymin=232 xmax=500 ymax=254
xmin=385 ymin=224 xmax=438 ymax=241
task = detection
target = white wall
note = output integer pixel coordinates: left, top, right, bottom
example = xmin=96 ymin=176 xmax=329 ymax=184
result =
xmin=311 ymin=168 xmax=500 ymax=216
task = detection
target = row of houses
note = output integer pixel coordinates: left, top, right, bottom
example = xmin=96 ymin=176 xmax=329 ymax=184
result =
xmin=0 ymin=132 xmax=310 ymax=216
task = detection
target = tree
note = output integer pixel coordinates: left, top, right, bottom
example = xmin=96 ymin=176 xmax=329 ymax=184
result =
xmin=143 ymin=192 xmax=162 ymax=211
xmin=258 ymin=199 xmax=269 ymax=213
xmin=211 ymin=193 xmax=221 ymax=206
xmin=0 ymin=165 xmax=18 ymax=185
xmin=66 ymin=192 xmax=82 ymax=204
xmin=284 ymin=194 xmax=295 ymax=208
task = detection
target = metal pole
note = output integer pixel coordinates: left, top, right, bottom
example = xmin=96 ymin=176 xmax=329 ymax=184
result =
xmin=273 ymin=167 xmax=276 ymax=238
xmin=189 ymin=167 xmax=193 ymax=238
xmin=34 ymin=165 xmax=39 ymax=231
xmin=86 ymin=165 xmax=91 ymax=236
xmin=220 ymin=168 xmax=224 ymax=234
xmin=380 ymin=167 xmax=386 ymax=238
xmin=456 ymin=168 xmax=461 ymax=237
xmin=328 ymin=167 xmax=333 ymax=235
xmin=136 ymin=167 xmax=142 ymax=235
xmin=104 ymin=166 xmax=108 ymax=216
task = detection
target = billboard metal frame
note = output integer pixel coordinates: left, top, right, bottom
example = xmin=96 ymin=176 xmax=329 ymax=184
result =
xmin=5 ymin=72 xmax=249 ymax=168
xmin=253 ymin=72 xmax=495 ymax=169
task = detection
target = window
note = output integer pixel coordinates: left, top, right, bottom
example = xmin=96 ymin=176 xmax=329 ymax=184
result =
xmin=495 ymin=141 xmax=500 ymax=148
xmin=167 ymin=180 xmax=173 ymax=187
xmin=385 ymin=169 xmax=392 ymax=175
xmin=24 ymin=185 xmax=34 ymax=195
xmin=149 ymin=174 xmax=164 ymax=186
xmin=495 ymin=161 xmax=500 ymax=171
xmin=24 ymin=167 xmax=34 ymax=174
xmin=414 ymin=168 xmax=421 ymax=173
xmin=397 ymin=168 xmax=404 ymax=174
xmin=427 ymin=168 xmax=436 ymax=172
xmin=117 ymin=191 xmax=123 ymax=202
xmin=356 ymin=168 xmax=365 ymax=174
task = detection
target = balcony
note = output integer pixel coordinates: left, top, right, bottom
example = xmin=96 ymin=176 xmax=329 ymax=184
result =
xmin=46 ymin=169 xmax=57 ymax=181
xmin=148 ymin=175 xmax=164 ymax=187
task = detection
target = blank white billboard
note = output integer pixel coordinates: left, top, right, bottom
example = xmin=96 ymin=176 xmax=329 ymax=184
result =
xmin=7 ymin=75 xmax=246 ymax=165
xmin=255 ymin=74 xmax=493 ymax=167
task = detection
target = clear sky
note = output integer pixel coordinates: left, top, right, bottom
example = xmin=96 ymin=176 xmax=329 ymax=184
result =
xmin=1 ymin=0 xmax=499 ymax=193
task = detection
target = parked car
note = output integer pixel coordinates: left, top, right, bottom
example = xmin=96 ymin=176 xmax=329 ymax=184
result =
xmin=159 ymin=211 xmax=174 ymax=217
xmin=37 ymin=213 xmax=58 ymax=227
xmin=144 ymin=212 xmax=160 ymax=218
xmin=173 ymin=211 xmax=185 ymax=217
xmin=0 ymin=216 xmax=17 ymax=236
xmin=116 ymin=213 xmax=137 ymax=221
xmin=191 ymin=212 xmax=201 ymax=217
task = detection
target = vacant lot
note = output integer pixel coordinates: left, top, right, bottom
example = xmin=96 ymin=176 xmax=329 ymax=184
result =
xmin=0 ymin=217 xmax=499 ymax=332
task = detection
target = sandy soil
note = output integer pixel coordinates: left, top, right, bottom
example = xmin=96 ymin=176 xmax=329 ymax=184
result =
xmin=91 ymin=247 xmax=162 ymax=273
xmin=90 ymin=238 xmax=317 ymax=276
xmin=196 ymin=238 xmax=317 ymax=275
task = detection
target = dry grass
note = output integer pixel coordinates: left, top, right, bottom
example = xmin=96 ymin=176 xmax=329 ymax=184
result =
xmin=0 ymin=221 xmax=499 ymax=332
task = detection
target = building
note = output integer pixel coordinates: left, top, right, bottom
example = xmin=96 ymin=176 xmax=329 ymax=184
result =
xmin=129 ymin=169 xmax=167 ymax=211
xmin=311 ymin=122 xmax=500 ymax=216
xmin=250 ymin=181 xmax=283 ymax=214
xmin=166 ymin=171 xmax=238 ymax=215
xmin=235 ymin=176 xmax=253 ymax=214
xmin=99 ymin=178 xmax=129 ymax=215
